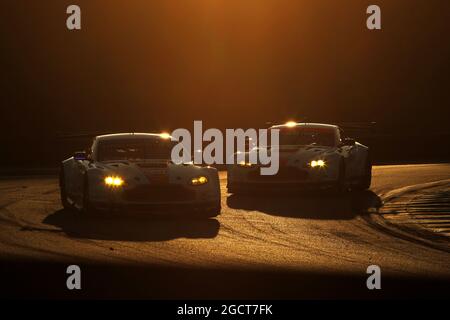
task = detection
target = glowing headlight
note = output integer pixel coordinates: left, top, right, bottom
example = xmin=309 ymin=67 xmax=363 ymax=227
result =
xmin=238 ymin=161 xmax=254 ymax=168
xmin=310 ymin=160 xmax=326 ymax=168
xmin=104 ymin=176 xmax=124 ymax=187
xmin=191 ymin=176 xmax=208 ymax=186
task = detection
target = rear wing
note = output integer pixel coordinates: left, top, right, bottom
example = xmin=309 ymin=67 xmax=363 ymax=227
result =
xmin=264 ymin=120 xmax=377 ymax=133
xmin=56 ymin=131 xmax=114 ymax=141
xmin=333 ymin=122 xmax=378 ymax=138
xmin=334 ymin=122 xmax=377 ymax=130
xmin=56 ymin=131 xmax=113 ymax=157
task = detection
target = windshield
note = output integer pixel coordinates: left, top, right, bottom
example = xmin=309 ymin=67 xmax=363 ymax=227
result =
xmin=97 ymin=138 xmax=175 ymax=162
xmin=277 ymin=127 xmax=336 ymax=147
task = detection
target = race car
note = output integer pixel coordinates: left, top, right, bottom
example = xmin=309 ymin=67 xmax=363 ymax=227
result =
xmin=59 ymin=133 xmax=221 ymax=216
xmin=227 ymin=122 xmax=371 ymax=194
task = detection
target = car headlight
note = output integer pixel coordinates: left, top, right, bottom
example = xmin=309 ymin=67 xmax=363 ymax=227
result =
xmin=238 ymin=161 xmax=254 ymax=168
xmin=190 ymin=176 xmax=208 ymax=186
xmin=309 ymin=160 xmax=326 ymax=168
xmin=104 ymin=176 xmax=124 ymax=187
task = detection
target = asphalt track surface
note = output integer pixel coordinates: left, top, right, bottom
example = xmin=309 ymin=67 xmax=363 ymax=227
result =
xmin=0 ymin=164 xmax=449 ymax=299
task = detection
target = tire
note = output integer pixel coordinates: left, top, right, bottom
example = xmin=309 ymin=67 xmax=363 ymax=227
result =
xmin=333 ymin=160 xmax=347 ymax=194
xmin=82 ymin=176 xmax=94 ymax=214
xmin=199 ymin=202 xmax=221 ymax=218
xmin=355 ymin=155 xmax=372 ymax=191
xmin=227 ymin=184 xmax=239 ymax=195
xmin=59 ymin=167 xmax=71 ymax=210
xmin=227 ymin=184 xmax=250 ymax=195
xmin=227 ymin=186 xmax=236 ymax=194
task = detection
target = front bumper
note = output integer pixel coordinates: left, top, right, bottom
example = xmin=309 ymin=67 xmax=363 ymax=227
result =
xmin=90 ymin=183 xmax=219 ymax=213
xmin=91 ymin=199 xmax=219 ymax=214
xmin=227 ymin=181 xmax=336 ymax=193
xmin=227 ymin=165 xmax=338 ymax=192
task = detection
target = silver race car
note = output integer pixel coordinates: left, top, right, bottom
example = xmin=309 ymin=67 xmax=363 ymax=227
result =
xmin=60 ymin=133 xmax=221 ymax=216
xmin=227 ymin=122 xmax=371 ymax=194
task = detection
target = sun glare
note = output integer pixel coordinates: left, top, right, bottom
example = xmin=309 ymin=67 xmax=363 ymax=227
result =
xmin=160 ymin=132 xmax=171 ymax=139
xmin=285 ymin=121 xmax=297 ymax=128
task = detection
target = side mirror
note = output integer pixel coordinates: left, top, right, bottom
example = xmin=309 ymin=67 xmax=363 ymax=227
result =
xmin=74 ymin=151 xmax=88 ymax=161
xmin=342 ymin=138 xmax=356 ymax=146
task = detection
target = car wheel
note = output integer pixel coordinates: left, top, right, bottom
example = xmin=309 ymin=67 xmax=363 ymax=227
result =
xmin=356 ymin=155 xmax=372 ymax=191
xmin=227 ymin=184 xmax=251 ymax=195
xmin=227 ymin=186 xmax=237 ymax=194
xmin=334 ymin=160 xmax=347 ymax=194
xmin=199 ymin=202 xmax=221 ymax=218
xmin=59 ymin=167 xmax=72 ymax=210
xmin=82 ymin=177 xmax=94 ymax=214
